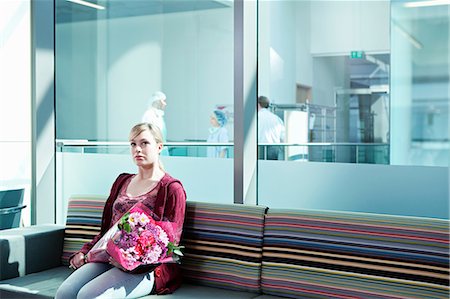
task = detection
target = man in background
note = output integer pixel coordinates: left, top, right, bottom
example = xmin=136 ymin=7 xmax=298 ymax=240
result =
xmin=257 ymin=96 xmax=285 ymax=160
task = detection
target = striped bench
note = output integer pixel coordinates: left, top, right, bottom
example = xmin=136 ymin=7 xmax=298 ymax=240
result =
xmin=181 ymin=201 xmax=267 ymax=293
xmin=261 ymin=209 xmax=450 ymax=299
xmin=1 ymin=198 xmax=268 ymax=298
xmin=61 ymin=199 xmax=268 ymax=294
xmin=1 ymin=199 xmax=449 ymax=299
xmin=61 ymin=196 xmax=107 ymax=265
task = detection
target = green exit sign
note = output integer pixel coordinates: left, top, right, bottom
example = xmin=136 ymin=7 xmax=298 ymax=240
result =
xmin=350 ymin=51 xmax=365 ymax=59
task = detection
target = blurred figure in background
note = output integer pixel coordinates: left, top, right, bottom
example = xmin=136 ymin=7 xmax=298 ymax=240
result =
xmin=142 ymin=91 xmax=169 ymax=156
xmin=257 ymin=96 xmax=285 ymax=160
xmin=207 ymin=109 xmax=229 ymax=158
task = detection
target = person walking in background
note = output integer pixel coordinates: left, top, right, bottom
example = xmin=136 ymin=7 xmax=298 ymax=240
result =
xmin=142 ymin=91 xmax=169 ymax=155
xmin=207 ymin=109 xmax=229 ymax=158
xmin=55 ymin=123 xmax=186 ymax=298
xmin=257 ymin=96 xmax=285 ymax=160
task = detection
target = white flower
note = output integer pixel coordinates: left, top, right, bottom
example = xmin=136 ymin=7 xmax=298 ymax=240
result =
xmin=120 ymin=248 xmax=137 ymax=265
xmin=142 ymin=245 xmax=163 ymax=264
xmin=157 ymin=226 xmax=169 ymax=246
xmin=138 ymin=213 xmax=150 ymax=225
xmin=128 ymin=212 xmax=141 ymax=227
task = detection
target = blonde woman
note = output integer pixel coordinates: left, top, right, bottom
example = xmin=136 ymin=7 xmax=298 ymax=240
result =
xmin=56 ymin=123 xmax=186 ymax=299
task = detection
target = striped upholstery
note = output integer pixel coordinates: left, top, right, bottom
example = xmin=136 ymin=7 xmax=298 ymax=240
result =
xmin=61 ymin=196 xmax=107 ymax=265
xmin=181 ymin=201 xmax=267 ymax=293
xmin=262 ymin=209 xmax=450 ymax=299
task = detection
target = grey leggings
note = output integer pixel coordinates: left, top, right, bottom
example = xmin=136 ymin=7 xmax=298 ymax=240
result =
xmin=55 ymin=263 xmax=154 ymax=299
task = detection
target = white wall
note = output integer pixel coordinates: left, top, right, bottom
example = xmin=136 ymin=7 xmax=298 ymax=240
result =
xmin=313 ymin=57 xmax=349 ymax=107
xmin=258 ymin=1 xmax=271 ymax=98
xmin=162 ymin=9 xmax=234 ymax=141
xmin=105 ymin=15 xmax=165 ymax=141
xmin=295 ymin=1 xmax=313 ymax=88
xmin=310 ymin=1 xmax=390 ymax=55
xmin=267 ymin=1 xmax=296 ymax=104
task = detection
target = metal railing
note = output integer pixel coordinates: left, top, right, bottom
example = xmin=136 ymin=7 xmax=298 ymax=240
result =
xmin=56 ymin=140 xmax=389 ymax=164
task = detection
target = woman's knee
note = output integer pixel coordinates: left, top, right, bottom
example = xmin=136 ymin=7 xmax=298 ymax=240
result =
xmin=55 ymin=282 xmax=78 ymax=299
xmin=77 ymin=284 xmax=124 ymax=299
xmin=76 ymin=285 xmax=96 ymax=299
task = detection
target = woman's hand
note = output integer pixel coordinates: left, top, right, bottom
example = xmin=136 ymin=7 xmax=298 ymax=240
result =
xmin=69 ymin=252 xmax=86 ymax=269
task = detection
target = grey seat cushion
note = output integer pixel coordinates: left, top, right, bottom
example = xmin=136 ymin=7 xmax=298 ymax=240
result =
xmin=1 ymin=270 xmax=260 ymax=299
xmin=0 ymin=266 xmax=72 ymax=298
xmin=0 ymin=224 xmax=65 ymax=280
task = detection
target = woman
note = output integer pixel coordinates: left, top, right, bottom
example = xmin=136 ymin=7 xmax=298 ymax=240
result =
xmin=56 ymin=123 xmax=186 ymax=299
xmin=207 ymin=109 xmax=229 ymax=158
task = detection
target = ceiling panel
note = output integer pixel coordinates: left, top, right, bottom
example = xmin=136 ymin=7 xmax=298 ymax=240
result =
xmin=56 ymin=0 xmax=230 ymax=23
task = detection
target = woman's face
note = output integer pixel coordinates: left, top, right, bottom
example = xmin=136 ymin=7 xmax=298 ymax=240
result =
xmin=210 ymin=114 xmax=219 ymax=127
xmin=129 ymin=129 xmax=163 ymax=168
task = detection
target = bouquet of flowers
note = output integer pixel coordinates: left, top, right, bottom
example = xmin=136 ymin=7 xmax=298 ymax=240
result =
xmin=105 ymin=202 xmax=184 ymax=271
xmin=85 ymin=202 xmax=183 ymax=271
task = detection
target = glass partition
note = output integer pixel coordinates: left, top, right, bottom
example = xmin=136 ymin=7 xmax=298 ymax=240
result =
xmin=391 ymin=0 xmax=449 ymax=166
xmin=56 ymin=141 xmax=233 ymax=224
xmin=256 ymin=0 xmax=448 ymax=215
xmin=55 ymin=0 xmax=234 ymax=220
xmin=257 ymin=0 xmax=390 ymax=164
xmin=52 ymin=0 xmax=449 ymax=220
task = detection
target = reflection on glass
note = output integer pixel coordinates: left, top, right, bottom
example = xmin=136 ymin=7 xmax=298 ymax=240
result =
xmin=391 ymin=0 xmax=449 ymax=166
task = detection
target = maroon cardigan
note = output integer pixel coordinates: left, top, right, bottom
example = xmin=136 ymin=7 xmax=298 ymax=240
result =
xmin=76 ymin=172 xmax=187 ymax=295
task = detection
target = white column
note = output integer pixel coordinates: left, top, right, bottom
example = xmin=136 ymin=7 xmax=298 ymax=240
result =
xmin=31 ymin=0 xmax=55 ymax=224
xmin=234 ymin=0 xmax=257 ymax=204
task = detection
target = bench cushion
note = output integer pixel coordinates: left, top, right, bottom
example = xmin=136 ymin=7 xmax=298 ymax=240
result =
xmin=0 ymin=266 xmax=72 ymax=298
xmin=261 ymin=209 xmax=450 ymax=299
xmin=181 ymin=202 xmax=267 ymax=293
xmin=0 ymin=225 xmax=65 ymax=280
xmin=61 ymin=196 xmax=107 ymax=265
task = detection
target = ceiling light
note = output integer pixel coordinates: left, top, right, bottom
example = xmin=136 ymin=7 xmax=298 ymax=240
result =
xmin=67 ymin=0 xmax=105 ymax=10
xmin=404 ymin=0 xmax=450 ymax=8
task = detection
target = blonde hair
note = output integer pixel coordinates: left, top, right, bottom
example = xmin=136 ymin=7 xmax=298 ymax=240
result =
xmin=129 ymin=122 xmax=165 ymax=170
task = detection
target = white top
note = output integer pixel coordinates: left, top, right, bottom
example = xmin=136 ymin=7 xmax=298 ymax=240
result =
xmin=258 ymin=108 xmax=285 ymax=143
xmin=207 ymin=127 xmax=229 ymax=158
xmin=141 ymin=108 xmax=167 ymax=142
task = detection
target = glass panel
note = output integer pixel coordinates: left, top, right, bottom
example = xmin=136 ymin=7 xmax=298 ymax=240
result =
xmin=56 ymin=142 xmax=233 ymax=223
xmin=0 ymin=1 xmax=31 ymax=228
xmin=391 ymin=0 xmax=449 ymax=166
xmin=55 ymin=0 xmax=234 ymax=222
xmin=257 ymin=0 xmax=448 ymax=215
xmin=257 ymin=0 xmax=390 ymax=164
